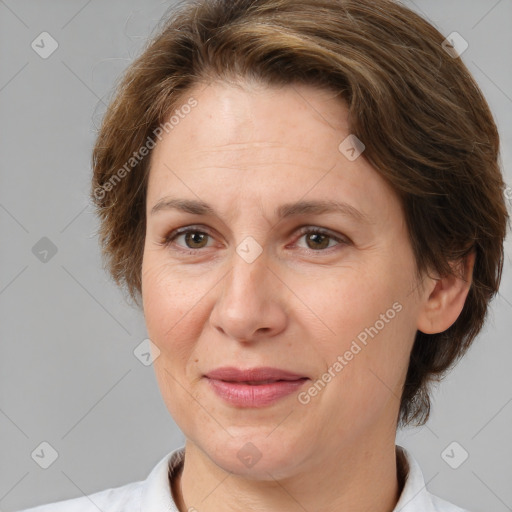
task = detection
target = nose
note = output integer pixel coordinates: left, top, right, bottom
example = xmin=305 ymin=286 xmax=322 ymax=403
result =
xmin=209 ymin=246 xmax=288 ymax=343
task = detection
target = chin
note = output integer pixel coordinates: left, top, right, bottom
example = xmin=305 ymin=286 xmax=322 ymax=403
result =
xmin=197 ymin=428 xmax=308 ymax=479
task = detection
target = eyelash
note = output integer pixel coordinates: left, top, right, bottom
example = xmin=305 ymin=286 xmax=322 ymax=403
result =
xmin=158 ymin=225 xmax=349 ymax=255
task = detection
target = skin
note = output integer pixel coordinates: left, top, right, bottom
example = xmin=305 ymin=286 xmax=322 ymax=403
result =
xmin=141 ymin=78 xmax=474 ymax=512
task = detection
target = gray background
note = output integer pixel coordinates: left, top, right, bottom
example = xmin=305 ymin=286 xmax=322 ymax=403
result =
xmin=0 ymin=1 xmax=511 ymax=511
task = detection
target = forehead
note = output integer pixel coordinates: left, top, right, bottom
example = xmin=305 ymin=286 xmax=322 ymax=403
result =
xmin=153 ymin=79 xmax=349 ymax=161
xmin=146 ymin=79 xmax=400 ymax=224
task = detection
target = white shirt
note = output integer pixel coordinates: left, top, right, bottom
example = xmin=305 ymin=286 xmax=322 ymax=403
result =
xmin=18 ymin=445 xmax=470 ymax=512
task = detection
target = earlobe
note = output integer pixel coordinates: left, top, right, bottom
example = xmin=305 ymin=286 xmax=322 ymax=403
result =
xmin=416 ymin=251 xmax=476 ymax=334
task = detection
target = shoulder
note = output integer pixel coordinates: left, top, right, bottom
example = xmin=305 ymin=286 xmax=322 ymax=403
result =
xmin=15 ymin=447 xmax=185 ymax=512
xmin=395 ymin=445 xmax=473 ymax=512
xmin=429 ymin=493 xmax=472 ymax=512
xmin=16 ymin=479 xmax=144 ymax=512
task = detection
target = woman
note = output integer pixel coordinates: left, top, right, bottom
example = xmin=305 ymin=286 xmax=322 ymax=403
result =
xmin=19 ymin=0 xmax=509 ymax=510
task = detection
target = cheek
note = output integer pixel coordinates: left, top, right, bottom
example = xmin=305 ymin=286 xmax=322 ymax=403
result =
xmin=310 ymin=312 xmax=412 ymax=439
xmin=303 ymin=263 xmax=404 ymax=348
xmin=141 ymin=259 xmax=203 ymax=363
xmin=142 ymin=260 xmax=207 ymax=429
xmin=305 ymin=263 xmax=416 ymax=417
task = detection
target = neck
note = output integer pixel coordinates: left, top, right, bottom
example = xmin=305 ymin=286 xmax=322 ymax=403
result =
xmin=172 ymin=435 xmax=403 ymax=512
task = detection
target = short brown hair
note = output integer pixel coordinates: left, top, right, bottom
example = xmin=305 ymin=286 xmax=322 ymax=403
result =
xmin=91 ymin=0 xmax=510 ymax=427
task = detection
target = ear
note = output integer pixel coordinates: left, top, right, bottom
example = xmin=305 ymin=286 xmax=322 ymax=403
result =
xmin=416 ymin=251 xmax=476 ymax=334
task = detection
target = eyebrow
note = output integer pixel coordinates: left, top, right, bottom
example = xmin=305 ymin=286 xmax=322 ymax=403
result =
xmin=150 ymin=197 xmax=371 ymax=224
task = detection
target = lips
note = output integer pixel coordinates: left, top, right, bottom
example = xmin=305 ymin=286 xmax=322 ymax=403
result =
xmin=204 ymin=366 xmax=308 ymax=383
xmin=204 ymin=367 xmax=309 ymax=407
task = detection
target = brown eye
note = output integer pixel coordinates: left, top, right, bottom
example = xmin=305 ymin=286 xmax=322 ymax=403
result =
xmin=296 ymin=227 xmax=347 ymax=252
xmin=182 ymin=231 xmax=209 ymax=249
xmin=304 ymin=232 xmax=331 ymax=250
xmin=162 ymin=225 xmax=348 ymax=255
xmin=162 ymin=227 xmax=213 ymax=251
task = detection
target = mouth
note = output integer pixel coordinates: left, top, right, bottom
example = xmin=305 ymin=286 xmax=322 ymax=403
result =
xmin=203 ymin=367 xmax=310 ymax=407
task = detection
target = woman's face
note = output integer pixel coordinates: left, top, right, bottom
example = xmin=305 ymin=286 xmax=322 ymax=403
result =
xmin=141 ymin=79 xmax=428 ymax=478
